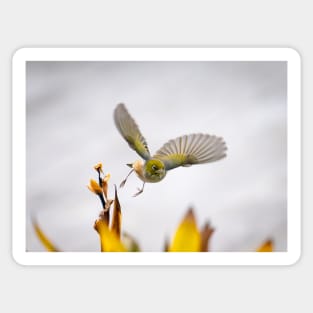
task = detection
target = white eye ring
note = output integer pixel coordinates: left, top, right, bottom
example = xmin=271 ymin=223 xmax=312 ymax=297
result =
xmin=152 ymin=165 xmax=158 ymax=171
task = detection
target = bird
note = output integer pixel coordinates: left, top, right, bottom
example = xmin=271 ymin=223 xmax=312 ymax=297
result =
xmin=114 ymin=103 xmax=227 ymax=196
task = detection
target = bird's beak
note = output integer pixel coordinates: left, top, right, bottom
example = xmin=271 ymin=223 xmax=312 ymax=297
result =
xmin=126 ymin=163 xmax=133 ymax=168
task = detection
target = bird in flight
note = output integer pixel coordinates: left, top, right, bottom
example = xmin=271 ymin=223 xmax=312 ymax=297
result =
xmin=114 ymin=103 xmax=227 ymax=196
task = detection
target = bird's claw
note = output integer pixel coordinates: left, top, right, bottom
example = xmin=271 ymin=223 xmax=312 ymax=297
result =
xmin=133 ymin=188 xmax=144 ymax=197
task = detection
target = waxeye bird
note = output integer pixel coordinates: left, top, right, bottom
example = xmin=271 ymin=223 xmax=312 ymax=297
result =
xmin=114 ymin=103 xmax=227 ymax=196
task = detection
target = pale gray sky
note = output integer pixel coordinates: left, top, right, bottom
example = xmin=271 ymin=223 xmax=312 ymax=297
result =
xmin=26 ymin=61 xmax=287 ymax=252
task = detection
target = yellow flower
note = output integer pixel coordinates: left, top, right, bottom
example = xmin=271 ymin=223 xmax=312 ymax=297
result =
xmin=87 ymin=179 xmax=103 ymax=195
xmin=93 ymin=162 xmax=104 ymax=174
xmin=168 ymin=209 xmax=215 ymax=252
xmin=94 ymin=218 xmax=127 ymax=252
xmin=93 ymin=185 xmax=138 ymax=252
xmin=168 ymin=209 xmax=202 ymax=252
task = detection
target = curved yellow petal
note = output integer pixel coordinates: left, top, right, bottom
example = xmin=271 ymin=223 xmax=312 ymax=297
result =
xmin=169 ymin=209 xmax=201 ymax=252
xmin=94 ymin=219 xmax=127 ymax=252
xmin=32 ymin=219 xmax=59 ymax=252
xmin=87 ymin=179 xmax=103 ymax=195
xmin=257 ymin=239 xmax=273 ymax=252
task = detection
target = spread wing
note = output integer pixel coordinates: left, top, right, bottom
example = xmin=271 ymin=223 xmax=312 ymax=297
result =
xmin=153 ymin=133 xmax=227 ymax=170
xmin=114 ymin=103 xmax=151 ymax=160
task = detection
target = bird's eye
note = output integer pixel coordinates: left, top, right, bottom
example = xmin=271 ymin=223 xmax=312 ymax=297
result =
xmin=152 ymin=165 xmax=158 ymax=171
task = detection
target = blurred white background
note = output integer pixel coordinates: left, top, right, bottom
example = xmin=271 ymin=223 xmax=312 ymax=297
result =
xmin=26 ymin=60 xmax=287 ymax=252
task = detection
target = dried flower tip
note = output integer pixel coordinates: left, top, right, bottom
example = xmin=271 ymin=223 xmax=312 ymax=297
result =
xmin=104 ymin=199 xmax=114 ymax=211
xmin=103 ymin=173 xmax=111 ymax=182
xmin=200 ymin=222 xmax=215 ymax=252
xmin=102 ymin=173 xmax=111 ymax=199
xmin=94 ymin=163 xmax=104 ymax=174
xmin=163 ymin=238 xmax=170 ymax=252
xmin=110 ymin=185 xmax=122 ymax=237
xmin=98 ymin=210 xmax=109 ymax=224
xmin=93 ymin=219 xmax=99 ymax=232
xmin=87 ymin=179 xmax=103 ymax=195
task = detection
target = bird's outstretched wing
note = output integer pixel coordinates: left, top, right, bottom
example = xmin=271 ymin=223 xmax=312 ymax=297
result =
xmin=114 ymin=103 xmax=151 ymax=160
xmin=153 ymin=133 xmax=227 ymax=170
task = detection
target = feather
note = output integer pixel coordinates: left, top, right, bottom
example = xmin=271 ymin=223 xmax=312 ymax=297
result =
xmin=114 ymin=103 xmax=151 ymax=160
xmin=153 ymin=133 xmax=227 ymax=170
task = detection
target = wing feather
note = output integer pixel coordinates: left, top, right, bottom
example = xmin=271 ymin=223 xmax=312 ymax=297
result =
xmin=114 ymin=103 xmax=151 ymax=160
xmin=153 ymin=133 xmax=227 ymax=170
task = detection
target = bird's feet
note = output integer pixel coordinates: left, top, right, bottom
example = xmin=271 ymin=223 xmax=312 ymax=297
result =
xmin=133 ymin=183 xmax=145 ymax=197
xmin=133 ymin=188 xmax=144 ymax=197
